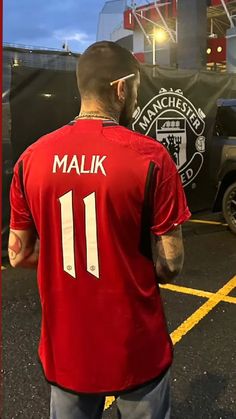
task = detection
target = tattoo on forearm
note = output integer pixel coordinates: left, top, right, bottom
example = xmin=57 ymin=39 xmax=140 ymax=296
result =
xmin=8 ymin=231 xmax=22 ymax=260
xmin=157 ymin=252 xmax=183 ymax=273
xmin=158 ymin=237 xmax=183 ymax=266
xmin=152 ymin=227 xmax=184 ymax=277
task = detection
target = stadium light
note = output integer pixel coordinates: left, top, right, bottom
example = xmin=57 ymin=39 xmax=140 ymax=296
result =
xmin=150 ymin=28 xmax=168 ymax=66
xmin=153 ymin=29 xmax=168 ymax=43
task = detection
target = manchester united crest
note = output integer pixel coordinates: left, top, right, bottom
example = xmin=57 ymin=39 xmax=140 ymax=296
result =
xmin=132 ymin=88 xmax=206 ymax=187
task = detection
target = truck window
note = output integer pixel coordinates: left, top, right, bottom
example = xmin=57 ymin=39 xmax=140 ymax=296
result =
xmin=214 ymin=106 xmax=236 ymax=137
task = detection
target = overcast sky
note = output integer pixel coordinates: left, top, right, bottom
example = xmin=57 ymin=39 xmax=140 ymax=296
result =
xmin=3 ymin=0 xmax=107 ymax=53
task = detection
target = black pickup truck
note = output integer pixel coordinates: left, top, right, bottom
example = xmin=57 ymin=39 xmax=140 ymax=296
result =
xmin=211 ymin=99 xmax=236 ymax=233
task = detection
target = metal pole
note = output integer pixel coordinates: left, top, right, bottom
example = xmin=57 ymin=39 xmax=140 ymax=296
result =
xmin=220 ymin=0 xmax=234 ymax=28
xmin=175 ymin=0 xmax=178 ymax=43
xmin=152 ymin=35 xmax=156 ymax=65
xmin=154 ymin=1 xmax=176 ymax=42
xmin=132 ymin=9 xmax=152 ymax=45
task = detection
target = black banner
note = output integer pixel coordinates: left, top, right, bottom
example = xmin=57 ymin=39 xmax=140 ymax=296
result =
xmin=2 ymin=65 xmax=80 ymax=253
xmin=133 ymin=66 xmax=236 ymax=211
xmin=10 ymin=66 xmax=80 ymax=163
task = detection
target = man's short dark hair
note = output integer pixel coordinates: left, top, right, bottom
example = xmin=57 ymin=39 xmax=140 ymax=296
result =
xmin=77 ymin=41 xmax=140 ymax=101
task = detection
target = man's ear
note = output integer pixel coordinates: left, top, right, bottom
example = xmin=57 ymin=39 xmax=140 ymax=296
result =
xmin=116 ymin=80 xmax=126 ymax=103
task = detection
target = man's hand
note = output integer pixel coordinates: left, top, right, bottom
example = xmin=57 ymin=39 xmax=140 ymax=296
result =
xmin=8 ymin=229 xmax=39 ymax=269
xmin=151 ymin=226 xmax=184 ymax=283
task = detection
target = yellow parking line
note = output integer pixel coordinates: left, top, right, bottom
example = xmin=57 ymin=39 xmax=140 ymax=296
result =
xmin=170 ymin=276 xmax=236 ymax=345
xmin=188 ymin=219 xmax=228 ymax=226
xmin=105 ymin=277 xmax=236 ymax=410
xmin=161 ymin=283 xmax=212 ymax=298
xmin=105 ymin=397 xmax=115 ymax=410
xmin=160 ymin=283 xmax=236 ymax=304
xmin=223 ymin=295 xmax=236 ymax=304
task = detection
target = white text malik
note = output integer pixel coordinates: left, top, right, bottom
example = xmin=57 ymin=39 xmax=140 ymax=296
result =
xmin=52 ymin=155 xmax=107 ymax=176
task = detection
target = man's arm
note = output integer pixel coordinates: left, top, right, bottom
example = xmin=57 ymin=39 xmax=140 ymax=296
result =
xmin=151 ymin=225 xmax=184 ymax=283
xmin=8 ymin=228 xmax=39 ymax=269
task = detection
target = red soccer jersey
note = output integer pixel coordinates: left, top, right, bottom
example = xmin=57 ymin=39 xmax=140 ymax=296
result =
xmin=10 ymin=119 xmax=191 ymax=394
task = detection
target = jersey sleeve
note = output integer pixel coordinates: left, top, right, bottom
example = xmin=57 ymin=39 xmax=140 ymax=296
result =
xmin=151 ymin=151 xmax=191 ymax=236
xmin=10 ymin=161 xmax=35 ymax=230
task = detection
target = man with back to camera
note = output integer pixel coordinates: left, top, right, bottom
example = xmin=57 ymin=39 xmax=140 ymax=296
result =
xmin=8 ymin=41 xmax=191 ymax=419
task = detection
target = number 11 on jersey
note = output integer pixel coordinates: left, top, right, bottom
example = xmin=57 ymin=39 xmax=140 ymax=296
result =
xmin=59 ymin=191 xmax=99 ymax=279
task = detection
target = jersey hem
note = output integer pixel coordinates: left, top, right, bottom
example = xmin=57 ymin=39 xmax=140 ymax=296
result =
xmin=38 ymin=357 xmax=171 ymax=396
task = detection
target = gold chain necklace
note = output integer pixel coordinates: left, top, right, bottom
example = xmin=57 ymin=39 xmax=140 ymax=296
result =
xmin=76 ymin=113 xmax=118 ymax=124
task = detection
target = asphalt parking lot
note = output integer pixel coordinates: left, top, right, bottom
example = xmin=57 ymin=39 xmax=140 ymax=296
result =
xmin=2 ymin=212 xmax=236 ymax=419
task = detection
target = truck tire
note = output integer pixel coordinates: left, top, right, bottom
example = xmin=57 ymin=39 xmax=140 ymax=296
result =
xmin=222 ymin=182 xmax=236 ymax=234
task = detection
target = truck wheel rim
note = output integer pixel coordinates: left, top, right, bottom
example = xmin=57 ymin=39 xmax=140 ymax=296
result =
xmin=227 ymin=188 xmax=236 ymax=227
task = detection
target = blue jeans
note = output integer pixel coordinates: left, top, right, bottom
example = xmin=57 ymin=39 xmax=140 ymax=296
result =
xmin=50 ymin=369 xmax=171 ymax=419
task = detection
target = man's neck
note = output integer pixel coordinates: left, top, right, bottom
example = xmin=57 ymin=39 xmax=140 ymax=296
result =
xmin=78 ymin=103 xmax=119 ymax=123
